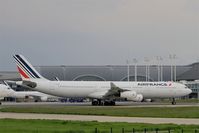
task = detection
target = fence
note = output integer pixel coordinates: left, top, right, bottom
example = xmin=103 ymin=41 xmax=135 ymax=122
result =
xmin=93 ymin=128 xmax=198 ymax=133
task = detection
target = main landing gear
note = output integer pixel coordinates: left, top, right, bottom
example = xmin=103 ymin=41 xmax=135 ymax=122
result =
xmin=171 ymin=98 xmax=176 ymax=105
xmin=91 ymin=99 xmax=115 ymax=106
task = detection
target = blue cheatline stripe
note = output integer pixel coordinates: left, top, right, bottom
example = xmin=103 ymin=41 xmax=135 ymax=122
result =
xmin=15 ymin=55 xmax=40 ymax=78
xmin=13 ymin=56 xmax=35 ymax=78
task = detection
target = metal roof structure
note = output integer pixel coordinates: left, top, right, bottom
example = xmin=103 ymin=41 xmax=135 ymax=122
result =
xmin=0 ymin=63 xmax=198 ymax=82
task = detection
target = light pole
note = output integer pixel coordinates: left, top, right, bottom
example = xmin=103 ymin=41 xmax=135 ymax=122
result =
xmin=173 ymin=55 xmax=177 ymax=82
xmin=160 ymin=57 xmax=163 ymax=81
xmin=144 ymin=57 xmax=149 ymax=82
xmin=156 ymin=56 xmax=160 ymax=81
xmin=169 ymin=54 xmax=177 ymax=82
xmin=126 ymin=60 xmax=130 ymax=82
xmin=169 ymin=55 xmax=173 ymax=81
xmin=157 ymin=56 xmax=163 ymax=81
xmin=133 ymin=58 xmax=138 ymax=81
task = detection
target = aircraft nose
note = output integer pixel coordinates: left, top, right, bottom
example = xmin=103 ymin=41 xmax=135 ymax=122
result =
xmin=187 ymin=89 xmax=192 ymax=95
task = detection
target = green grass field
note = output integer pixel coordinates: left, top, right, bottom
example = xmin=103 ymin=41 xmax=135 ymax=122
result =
xmin=0 ymin=119 xmax=198 ymax=133
xmin=1 ymin=106 xmax=199 ymax=118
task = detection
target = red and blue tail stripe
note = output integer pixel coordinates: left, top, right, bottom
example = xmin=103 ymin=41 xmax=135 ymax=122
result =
xmin=13 ymin=55 xmax=42 ymax=79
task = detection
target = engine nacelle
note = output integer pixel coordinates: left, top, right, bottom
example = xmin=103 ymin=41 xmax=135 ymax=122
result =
xmin=120 ymin=91 xmax=137 ymax=101
xmin=120 ymin=91 xmax=143 ymax=102
xmin=144 ymin=99 xmax=152 ymax=102
xmin=40 ymin=96 xmax=48 ymax=102
xmin=132 ymin=94 xmax=143 ymax=102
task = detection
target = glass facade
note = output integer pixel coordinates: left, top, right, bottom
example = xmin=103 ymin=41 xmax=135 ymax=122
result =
xmin=182 ymin=81 xmax=199 ymax=99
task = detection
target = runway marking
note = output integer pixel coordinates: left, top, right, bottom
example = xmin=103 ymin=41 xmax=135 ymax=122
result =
xmin=0 ymin=112 xmax=199 ymax=125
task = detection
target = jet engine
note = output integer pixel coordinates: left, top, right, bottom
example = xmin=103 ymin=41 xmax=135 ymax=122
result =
xmin=120 ymin=91 xmax=143 ymax=102
xmin=40 ymin=96 xmax=48 ymax=102
xmin=132 ymin=94 xmax=143 ymax=102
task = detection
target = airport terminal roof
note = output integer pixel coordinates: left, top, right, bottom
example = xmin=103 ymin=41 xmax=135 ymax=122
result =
xmin=177 ymin=63 xmax=199 ymax=81
xmin=1 ymin=62 xmax=198 ymax=81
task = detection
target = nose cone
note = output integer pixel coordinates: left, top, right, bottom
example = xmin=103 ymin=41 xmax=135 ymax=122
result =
xmin=186 ymin=89 xmax=192 ymax=95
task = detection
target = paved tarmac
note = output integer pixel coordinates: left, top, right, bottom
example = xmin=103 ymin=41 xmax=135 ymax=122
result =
xmin=1 ymin=101 xmax=199 ymax=107
xmin=0 ymin=112 xmax=199 ymax=125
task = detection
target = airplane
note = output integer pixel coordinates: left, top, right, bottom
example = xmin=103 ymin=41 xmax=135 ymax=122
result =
xmin=13 ymin=54 xmax=192 ymax=105
xmin=0 ymin=84 xmax=13 ymax=104
xmin=0 ymin=82 xmax=60 ymax=104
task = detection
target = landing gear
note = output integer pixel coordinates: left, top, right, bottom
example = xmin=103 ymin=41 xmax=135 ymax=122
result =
xmin=34 ymin=100 xmax=39 ymax=102
xmin=91 ymin=99 xmax=115 ymax=106
xmin=92 ymin=99 xmax=103 ymax=106
xmin=171 ymin=98 xmax=176 ymax=105
xmin=91 ymin=100 xmax=99 ymax=106
xmin=104 ymin=100 xmax=115 ymax=106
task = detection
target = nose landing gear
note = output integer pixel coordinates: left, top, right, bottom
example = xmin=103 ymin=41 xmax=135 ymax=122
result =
xmin=92 ymin=99 xmax=115 ymax=106
xmin=171 ymin=98 xmax=176 ymax=105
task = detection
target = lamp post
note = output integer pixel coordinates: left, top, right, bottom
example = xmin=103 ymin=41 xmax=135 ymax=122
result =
xmin=169 ymin=55 xmax=173 ymax=81
xmin=173 ymin=55 xmax=177 ymax=82
xmin=156 ymin=56 xmax=160 ymax=82
xmin=144 ymin=57 xmax=149 ymax=82
xmin=126 ymin=60 xmax=130 ymax=82
xmin=156 ymin=56 xmax=163 ymax=81
xmin=160 ymin=57 xmax=163 ymax=81
xmin=133 ymin=58 xmax=138 ymax=81
xmin=169 ymin=54 xmax=177 ymax=82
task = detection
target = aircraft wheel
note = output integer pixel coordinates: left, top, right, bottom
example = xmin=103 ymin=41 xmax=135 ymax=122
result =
xmin=104 ymin=101 xmax=115 ymax=106
xmin=92 ymin=100 xmax=98 ymax=106
xmin=98 ymin=99 xmax=103 ymax=106
xmin=171 ymin=98 xmax=176 ymax=105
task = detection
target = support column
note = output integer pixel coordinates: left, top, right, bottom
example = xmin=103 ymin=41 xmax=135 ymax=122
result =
xmin=198 ymin=91 xmax=199 ymax=100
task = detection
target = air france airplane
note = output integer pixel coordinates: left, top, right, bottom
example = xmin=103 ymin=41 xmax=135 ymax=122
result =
xmin=0 ymin=82 xmax=59 ymax=104
xmin=13 ymin=55 xmax=192 ymax=105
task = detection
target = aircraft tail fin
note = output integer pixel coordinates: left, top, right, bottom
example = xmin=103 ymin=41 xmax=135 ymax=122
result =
xmin=13 ymin=54 xmax=48 ymax=81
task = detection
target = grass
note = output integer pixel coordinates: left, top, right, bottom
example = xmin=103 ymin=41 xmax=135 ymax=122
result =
xmin=1 ymin=106 xmax=199 ymax=118
xmin=0 ymin=119 xmax=198 ymax=133
xmin=162 ymin=98 xmax=199 ymax=103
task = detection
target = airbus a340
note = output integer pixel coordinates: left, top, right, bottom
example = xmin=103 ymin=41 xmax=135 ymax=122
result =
xmin=13 ymin=55 xmax=192 ymax=105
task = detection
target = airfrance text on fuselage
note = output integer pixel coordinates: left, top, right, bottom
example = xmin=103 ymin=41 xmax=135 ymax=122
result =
xmin=138 ymin=83 xmax=171 ymax=86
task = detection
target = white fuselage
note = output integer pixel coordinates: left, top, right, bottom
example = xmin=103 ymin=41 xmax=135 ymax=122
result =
xmin=32 ymin=80 xmax=191 ymax=99
xmin=0 ymin=84 xmax=14 ymax=99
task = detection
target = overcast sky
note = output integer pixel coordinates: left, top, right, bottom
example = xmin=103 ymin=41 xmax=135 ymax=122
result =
xmin=0 ymin=0 xmax=198 ymax=71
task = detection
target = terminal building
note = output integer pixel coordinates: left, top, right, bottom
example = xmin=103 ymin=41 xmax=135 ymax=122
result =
xmin=0 ymin=62 xmax=199 ymax=99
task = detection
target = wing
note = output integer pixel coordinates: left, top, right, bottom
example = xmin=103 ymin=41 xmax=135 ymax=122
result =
xmin=103 ymin=82 xmax=129 ymax=98
xmin=88 ymin=82 xmax=129 ymax=99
